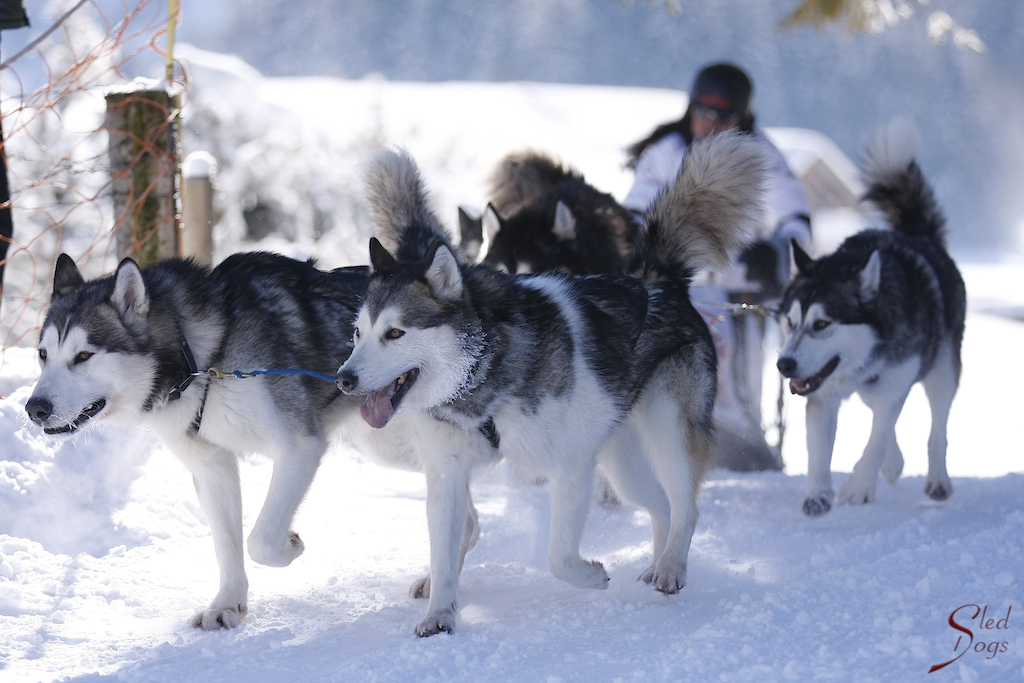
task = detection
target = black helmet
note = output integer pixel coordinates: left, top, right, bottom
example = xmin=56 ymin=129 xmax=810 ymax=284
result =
xmin=689 ymin=63 xmax=753 ymax=122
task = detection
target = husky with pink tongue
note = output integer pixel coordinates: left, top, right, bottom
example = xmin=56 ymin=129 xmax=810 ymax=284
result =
xmin=338 ymin=132 xmax=767 ymax=637
xmin=776 ymin=122 xmax=966 ymax=518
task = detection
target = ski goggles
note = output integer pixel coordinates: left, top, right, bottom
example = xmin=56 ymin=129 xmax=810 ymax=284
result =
xmin=691 ymin=104 xmax=742 ymax=125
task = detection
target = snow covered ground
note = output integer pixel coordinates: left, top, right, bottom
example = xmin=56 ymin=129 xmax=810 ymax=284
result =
xmin=1 ymin=53 xmax=1023 ymax=683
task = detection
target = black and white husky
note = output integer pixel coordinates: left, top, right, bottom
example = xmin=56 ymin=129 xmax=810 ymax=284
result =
xmin=776 ymin=124 xmax=966 ymax=516
xmin=24 ymin=252 xmax=375 ymax=628
xmin=337 ymin=132 xmax=767 ymax=636
xmin=473 ymin=150 xmax=638 ymax=276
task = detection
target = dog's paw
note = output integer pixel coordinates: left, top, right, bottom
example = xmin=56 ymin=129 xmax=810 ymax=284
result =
xmin=550 ymin=558 xmax=610 ymax=589
xmin=414 ymin=609 xmax=456 ymax=637
xmin=925 ymin=478 xmax=953 ymax=501
xmin=409 ymin=575 xmax=430 ymax=599
xmin=190 ymin=604 xmax=247 ymax=630
xmin=638 ymin=565 xmax=656 ymax=585
xmin=649 ymin=559 xmax=687 ymax=595
xmin=802 ymin=496 xmax=832 ymax=517
xmin=248 ymin=530 xmax=304 ymax=567
xmin=838 ymin=476 xmax=876 ymax=506
xmin=802 ymin=489 xmax=834 ymax=517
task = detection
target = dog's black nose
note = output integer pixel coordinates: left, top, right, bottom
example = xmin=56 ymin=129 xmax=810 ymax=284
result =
xmin=25 ymin=396 xmax=53 ymax=424
xmin=336 ymin=368 xmax=358 ymax=393
xmin=777 ymin=357 xmax=798 ymax=377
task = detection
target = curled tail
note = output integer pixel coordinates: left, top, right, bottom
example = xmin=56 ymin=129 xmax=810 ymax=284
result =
xmin=363 ymin=148 xmax=452 ymax=261
xmin=637 ymin=130 xmax=768 ymax=282
xmin=861 ymin=120 xmax=947 ymax=244
xmin=488 ymin=150 xmax=585 ymax=214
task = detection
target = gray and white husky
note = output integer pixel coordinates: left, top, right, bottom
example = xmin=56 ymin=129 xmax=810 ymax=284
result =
xmin=476 ymin=150 xmax=638 ymax=276
xmin=776 ymin=123 xmax=966 ymax=516
xmin=337 ymin=131 xmax=767 ymax=636
xmin=24 ymin=252 xmax=375 ymax=628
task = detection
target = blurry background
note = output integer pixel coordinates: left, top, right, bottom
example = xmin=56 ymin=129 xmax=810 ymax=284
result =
xmin=3 ymin=0 xmax=1021 ymax=255
xmin=168 ymin=0 xmax=1024 ymax=255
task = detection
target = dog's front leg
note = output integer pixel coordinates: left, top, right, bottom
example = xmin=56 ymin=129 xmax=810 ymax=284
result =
xmin=839 ymin=385 xmax=911 ymax=506
xmin=547 ymin=459 xmax=609 ymax=590
xmin=247 ymin=434 xmax=326 ymax=567
xmin=410 ymin=484 xmax=480 ymax=599
xmin=416 ymin=453 xmax=470 ymax=636
xmin=178 ymin=443 xmax=248 ymax=629
xmin=803 ymin=392 xmax=842 ymax=516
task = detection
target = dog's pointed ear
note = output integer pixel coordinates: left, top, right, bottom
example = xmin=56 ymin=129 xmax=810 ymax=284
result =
xmin=458 ymin=206 xmax=483 ymax=262
xmin=53 ymin=253 xmax=85 ymax=298
xmin=792 ymin=239 xmax=813 ymax=274
xmin=458 ymin=206 xmax=482 ymax=245
xmin=368 ymin=237 xmax=397 ymax=274
xmin=482 ymin=203 xmax=503 ymax=245
xmin=859 ymin=250 xmax=881 ymax=300
xmin=424 ymin=242 xmax=462 ymax=300
xmin=553 ymin=201 xmax=576 ymax=241
xmin=110 ymin=258 xmax=149 ymax=320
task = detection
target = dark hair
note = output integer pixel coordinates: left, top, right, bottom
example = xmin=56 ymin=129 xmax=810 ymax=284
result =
xmin=625 ymin=63 xmax=756 ymax=169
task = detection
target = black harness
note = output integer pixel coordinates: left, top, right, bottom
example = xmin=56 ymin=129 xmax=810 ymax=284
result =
xmin=167 ymin=335 xmax=199 ymax=401
xmin=479 ymin=417 xmax=500 ymax=449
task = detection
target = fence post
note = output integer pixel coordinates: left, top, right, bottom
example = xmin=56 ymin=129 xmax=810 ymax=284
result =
xmin=105 ymin=88 xmax=181 ymax=267
xmin=182 ymin=151 xmax=216 ymax=266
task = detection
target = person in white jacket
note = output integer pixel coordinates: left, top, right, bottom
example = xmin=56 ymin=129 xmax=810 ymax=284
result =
xmin=624 ymin=63 xmax=811 ymax=470
xmin=625 ymin=63 xmax=811 ymax=294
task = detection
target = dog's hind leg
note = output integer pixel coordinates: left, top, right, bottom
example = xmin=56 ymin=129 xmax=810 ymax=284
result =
xmin=247 ymin=433 xmax=325 ymax=568
xmin=546 ymin=456 xmax=610 ymax=590
xmin=176 ymin=440 xmax=248 ymax=630
xmin=840 ymin=360 xmax=918 ymax=506
xmin=880 ymin=433 xmax=905 ymax=485
xmin=803 ymin=391 xmax=842 ymax=516
xmin=922 ymin=343 xmax=957 ymax=501
xmin=634 ymin=392 xmax=711 ymax=595
xmin=410 ymin=483 xmax=480 ymax=599
xmin=596 ymin=422 xmax=671 ymax=583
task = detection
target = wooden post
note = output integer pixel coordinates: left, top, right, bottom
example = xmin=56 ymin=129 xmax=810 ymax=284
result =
xmin=105 ymin=89 xmax=181 ymax=267
xmin=182 ymin=151 xmax=215 ymax=266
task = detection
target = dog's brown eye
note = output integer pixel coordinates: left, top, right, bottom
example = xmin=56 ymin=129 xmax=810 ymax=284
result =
xmin=354 ymin=327 xmax=361 ymax=341
xmin=386 ymin=328 xmax=404 ymax=340
xmin=38 ymin=349 xmax=47 ymax=361
xmin=75 ymin=351 xmax=94 ymax=364
xmin=813 ymin=320 xmax=831 ymax=331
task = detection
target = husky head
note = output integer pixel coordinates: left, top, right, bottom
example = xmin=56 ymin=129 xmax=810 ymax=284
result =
xmin=481 ymin=200 xmax=599 ymax=276
xmin=776 ymin=241 xmax=883 ymax=397
xmin=25 ymin=255 xmax=164 ymax=437
xmin=336 ymin=238 xmax=485 ymax=428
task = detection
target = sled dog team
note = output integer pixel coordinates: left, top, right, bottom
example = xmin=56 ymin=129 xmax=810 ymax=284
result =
xmin=25 ymin=125 xmax=965 ymax=634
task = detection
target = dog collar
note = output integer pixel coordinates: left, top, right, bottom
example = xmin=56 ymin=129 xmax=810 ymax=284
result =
xmin=167 ymin=336 xmax=199 ymax=401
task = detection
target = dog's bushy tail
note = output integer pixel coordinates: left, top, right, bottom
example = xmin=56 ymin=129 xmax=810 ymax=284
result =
xmin=488 ymin=150 xmax=584 ymax=214
xmin=364 ymin=148 xmax=452 ymax=261
xmin=636 ymin=130 xmax=768 ymax=282
xmin=861 ymin=119 xmax=947 ymax=244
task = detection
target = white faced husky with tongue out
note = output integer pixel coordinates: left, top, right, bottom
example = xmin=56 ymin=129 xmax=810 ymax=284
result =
xmin=337 ymin=131 xmax=767 ymax=636
xmin=777 ymin=122 xmax=966 ymax=517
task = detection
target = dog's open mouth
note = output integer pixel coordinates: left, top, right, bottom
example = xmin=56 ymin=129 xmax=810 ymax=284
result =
xmin=789 ymin=357 xmax=840 ymax=396
xmin=360 ymin=369 xmax=419 ymax=429
xmin=44 ymin=399 xmax=107 ymax=435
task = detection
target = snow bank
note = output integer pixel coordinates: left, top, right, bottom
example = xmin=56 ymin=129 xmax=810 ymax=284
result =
xmin=1 ymin=269 xmax=1022 ymax=681
xmin=0 ymin=381 xmax=1021 ymax=681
